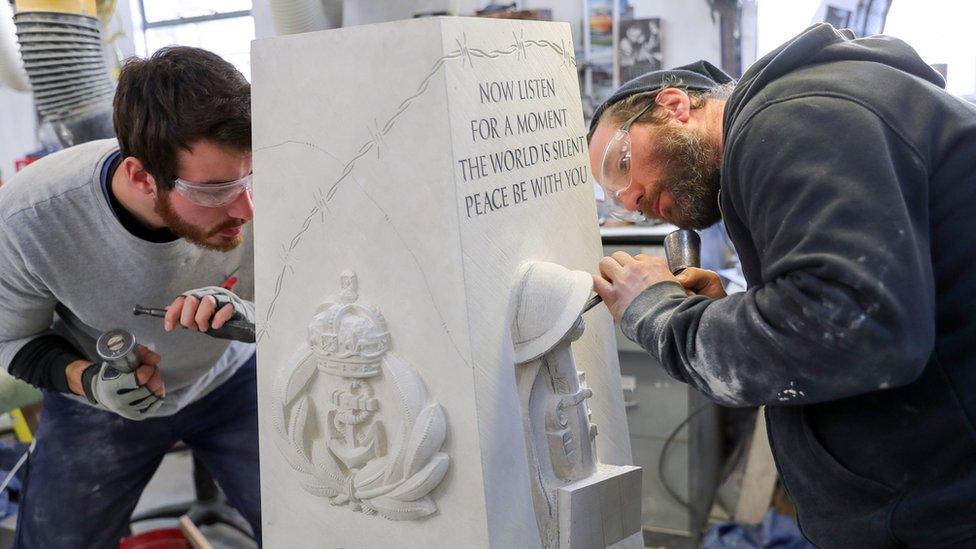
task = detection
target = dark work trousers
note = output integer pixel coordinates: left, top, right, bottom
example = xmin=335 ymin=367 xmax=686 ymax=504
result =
xmin=13 ymin=354 xmax=260 ymax=548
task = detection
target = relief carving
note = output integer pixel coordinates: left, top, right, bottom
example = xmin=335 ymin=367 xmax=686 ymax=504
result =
xmin=511 ymin=262 xmax=599 ymax=548
xmin=271 ymin=271 xmax=450 ymax=521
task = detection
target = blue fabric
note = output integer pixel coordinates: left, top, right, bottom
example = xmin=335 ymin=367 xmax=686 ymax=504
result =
xmin=97 ymin=149 xmax=120 ymax=205
xmin=0 ymin=440 xmax=28 ymax=519
xmin=13 ymin=355 xmax=259 ymax=548
xmin=0 ymin=475 xmax=17 ymax=519
xmin=703 ymin=509 xmax=812 ymax=549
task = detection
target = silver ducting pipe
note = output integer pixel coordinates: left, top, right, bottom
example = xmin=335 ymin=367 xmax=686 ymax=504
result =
xmin=0 ymin=0 xmax=30 ymax=91
xmin=14 ymin=9 xmax=114 ymax=146
xmin=270 ymin=0 xmax=340 ymax=35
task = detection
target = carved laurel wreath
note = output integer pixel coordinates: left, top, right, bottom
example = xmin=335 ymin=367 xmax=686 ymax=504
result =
xmin=270 ymin=348 xmax=450 ymax=521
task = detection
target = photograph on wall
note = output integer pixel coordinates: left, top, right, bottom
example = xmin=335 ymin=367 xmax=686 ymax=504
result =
xmin=617 ymin=17 xmax=662 ymax=84
xmin=588 ymin=0 xmax=614 ymax=49
xmin=585 ymin=0 xmax=628 ymax=107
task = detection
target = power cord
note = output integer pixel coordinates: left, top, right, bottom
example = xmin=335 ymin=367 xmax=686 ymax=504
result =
xmin=0 ymin=440 xmax=35 ymax=494
xmin=658 ymin=404 xmax=709 ymax=510
xmin=658 ymin=404 xmax=753 ymax=514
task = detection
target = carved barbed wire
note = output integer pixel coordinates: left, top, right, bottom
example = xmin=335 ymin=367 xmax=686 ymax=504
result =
xmin=254 ymin=32 xmax=578 ymax=353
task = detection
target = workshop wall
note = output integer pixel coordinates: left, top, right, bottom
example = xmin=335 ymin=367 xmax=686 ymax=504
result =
xmin=631 ymin=0 xmax=722 ymax=69
xmin=0 ymin=86 xmax=37 ymax=183
xmin=250 ymin=0 xmax=736 ymax=62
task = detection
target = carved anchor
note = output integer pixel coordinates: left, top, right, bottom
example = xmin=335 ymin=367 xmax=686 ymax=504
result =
xmin=328 ymin=379 xmax=386 ymax=470
xmin=273 ymin=271 xmax=450 ymax=521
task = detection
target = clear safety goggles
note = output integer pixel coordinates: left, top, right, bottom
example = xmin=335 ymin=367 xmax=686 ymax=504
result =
xmin=173 ymin=173 xmax=253 ymax=207
xmin=597 ymin=101 xmax=656 ymax=222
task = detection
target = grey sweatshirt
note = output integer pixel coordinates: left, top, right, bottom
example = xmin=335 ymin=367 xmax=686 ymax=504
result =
xmin=0 ymin=139 xmax=255 ymax=416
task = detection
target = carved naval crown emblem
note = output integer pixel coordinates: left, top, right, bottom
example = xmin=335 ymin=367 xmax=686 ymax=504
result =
xmin=271 ymin=272 xmax=450 ymax=521
xmin=308 ymin=272 xmax=390 ymax=378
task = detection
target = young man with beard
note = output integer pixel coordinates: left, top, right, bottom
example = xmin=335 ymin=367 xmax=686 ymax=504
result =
xmin=0 ymin=47 xmax=260 ymax=546
xmin=590 ymin=26 xmax=976 ymax=546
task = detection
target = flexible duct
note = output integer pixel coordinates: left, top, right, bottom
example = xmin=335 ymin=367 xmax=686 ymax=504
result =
xmin=13 ymin=0 xmax=114 ymax=146
xmin=0 ymin=0 xmax=30 ymax=91
xmin=270 ymin=0 xmax=340 ymax=35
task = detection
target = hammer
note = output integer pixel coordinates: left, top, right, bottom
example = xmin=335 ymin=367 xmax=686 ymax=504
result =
xmin=584 ymin=228 xmax=702 ymax=313
xmin=95 ymin=328 xmax=141 ymax=373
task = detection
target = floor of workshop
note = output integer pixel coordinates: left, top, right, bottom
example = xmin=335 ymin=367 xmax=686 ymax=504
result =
xmin=0 ymin=439 xmax=257 ymax=548
xmin=131 ymin=451 xmax=258 ymax=548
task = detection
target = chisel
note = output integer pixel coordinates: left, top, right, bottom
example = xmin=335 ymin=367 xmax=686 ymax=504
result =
xmin=133 ymin=305 xmax=256 ymax=343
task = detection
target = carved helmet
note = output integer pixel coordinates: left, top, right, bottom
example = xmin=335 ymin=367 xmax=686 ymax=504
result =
xmin=511 ymin=261 xmax=592 ymax=363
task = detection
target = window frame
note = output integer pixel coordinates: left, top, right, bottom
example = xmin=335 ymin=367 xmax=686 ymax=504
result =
xmin=136 ymin=0 xmax=253 ymax=29
xmin=133 ymin=0 xmax=255 ymax=78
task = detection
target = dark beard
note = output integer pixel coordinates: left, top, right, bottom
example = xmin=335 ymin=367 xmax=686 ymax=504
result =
xmin=155 ymin=190 xmax=244 ymax=252
xmin=639 ymin=123 xmax=722 ymax=230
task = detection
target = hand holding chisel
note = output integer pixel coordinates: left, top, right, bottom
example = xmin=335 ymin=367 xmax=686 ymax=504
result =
xmin=134 ymin=304 xmax=256 ymax=343
xmin=584 ymin=228 xmax=701 ymax=314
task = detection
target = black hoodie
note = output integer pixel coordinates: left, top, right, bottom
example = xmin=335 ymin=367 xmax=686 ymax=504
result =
xmin=621 ymin=24 xmax=976 ymax=547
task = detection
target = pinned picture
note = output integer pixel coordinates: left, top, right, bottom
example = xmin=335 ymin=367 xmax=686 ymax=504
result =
xmin=617 ymin=18 xmax=662 ymax=83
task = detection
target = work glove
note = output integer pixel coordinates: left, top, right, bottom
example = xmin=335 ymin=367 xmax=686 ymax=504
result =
xmin=81 ymin=361 xmax=163 ymax=420
xmin=181 ymin=286 xmax=255 ymax=327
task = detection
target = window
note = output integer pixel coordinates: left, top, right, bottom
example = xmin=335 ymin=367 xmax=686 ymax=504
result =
xmin=133 ymin=0 xmax=255 ymax=80
xmin=757 ymin=0 xmax=976 ymax=97
xmin=884 ymin=0 xmax=976 ymax=96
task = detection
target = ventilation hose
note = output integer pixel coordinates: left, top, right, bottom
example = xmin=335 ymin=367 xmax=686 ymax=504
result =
xmin=270 ymin=0 xmax=339 ymax=35
xmin=13 ymin=0 xmax=115 ymax=146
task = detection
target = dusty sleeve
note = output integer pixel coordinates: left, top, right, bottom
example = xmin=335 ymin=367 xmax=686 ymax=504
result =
xmin=621 ymin=96 xmax=934 ymax=407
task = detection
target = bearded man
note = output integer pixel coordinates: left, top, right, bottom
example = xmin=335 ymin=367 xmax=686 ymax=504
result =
xmin=0 ymin=47 xmax=260 ymax=546
xmin=590 ymin=25 xmax=976 ymax=546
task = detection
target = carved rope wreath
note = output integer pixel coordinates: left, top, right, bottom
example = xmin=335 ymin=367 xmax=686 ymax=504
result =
xmin=269 ymin=280 xmax=450 ymax=521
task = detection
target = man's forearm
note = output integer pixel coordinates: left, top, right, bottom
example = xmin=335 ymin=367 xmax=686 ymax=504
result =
xmin=8 ymin=334 xmax=87 ymax=394
xmin=65 ymin=359 xmax=93 ymax=395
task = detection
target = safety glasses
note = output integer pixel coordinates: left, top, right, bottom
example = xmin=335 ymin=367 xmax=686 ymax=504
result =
xmin=173 ymin=173 xmax=252 ymax=208
xmin=597 ymin=102 xmax=656 ymax=222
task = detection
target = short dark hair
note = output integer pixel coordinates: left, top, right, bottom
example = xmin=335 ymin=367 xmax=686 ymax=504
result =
xmin=113 ymin=46 xmax=251 ymax=189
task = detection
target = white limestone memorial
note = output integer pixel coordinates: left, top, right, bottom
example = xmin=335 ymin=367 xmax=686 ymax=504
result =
xmin=252 ymin=16 xmax=641 ymax=548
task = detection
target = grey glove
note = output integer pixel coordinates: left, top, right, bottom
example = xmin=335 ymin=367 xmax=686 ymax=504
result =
xmin=181 ymin=286 xmax=255 ymax=325
xmin=180 ymin=286 xmax=256 ymax=343
xmin=81 ymin=362 xmax=163 ymax=420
